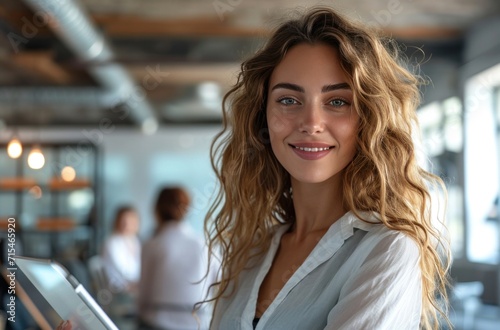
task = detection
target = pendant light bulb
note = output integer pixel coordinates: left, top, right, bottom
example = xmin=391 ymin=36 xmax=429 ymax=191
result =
xmin=7 ymin=138 xmax=23 ymax=159
xmin=28 ymin=147 xmax=45 ymax=170
xmin=61 ymin=166 xmax=76 ymax=182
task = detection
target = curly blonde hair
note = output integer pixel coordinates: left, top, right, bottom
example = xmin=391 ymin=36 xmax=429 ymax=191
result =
xmin=205 ymin=6 xmax=450 ymax=329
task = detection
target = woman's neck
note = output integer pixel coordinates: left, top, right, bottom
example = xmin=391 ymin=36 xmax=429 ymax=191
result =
xmin=290 ymin=176 xmax=346 ymax=241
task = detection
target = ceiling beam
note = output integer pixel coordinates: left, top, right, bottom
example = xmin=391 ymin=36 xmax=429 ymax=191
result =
xmin=92 ymin=14 xmax=269 ymax=37
xmin=382 ymin=26 xmax=462 ymax=40
xmin=0 ymin=8 xmax=53 ymax=37
xmin=9 ymin=51 xmax=75 ymax=84
xmin=1 ymin=8 xmax=462 ymax=40
xmin=127 ymin=63 xmax=239 ymax=86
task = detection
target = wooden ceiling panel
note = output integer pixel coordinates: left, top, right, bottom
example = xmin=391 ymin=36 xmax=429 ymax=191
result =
xmin=9 ymin=51 xmax=74 ymax=85
xmin=93 ymin=14 xmax=268 ymax=37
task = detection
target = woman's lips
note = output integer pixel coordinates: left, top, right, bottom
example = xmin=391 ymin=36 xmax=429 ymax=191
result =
xmin=289 ymin=143 xmax=334 ymax=160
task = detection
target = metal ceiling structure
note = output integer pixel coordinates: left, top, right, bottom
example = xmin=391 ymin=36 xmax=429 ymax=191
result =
xmin=0 ymin=0 xmax=500 ymax=130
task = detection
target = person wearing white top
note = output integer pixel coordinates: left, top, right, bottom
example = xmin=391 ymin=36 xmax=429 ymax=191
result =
xmin=138 ymin=187 xmax=218 ymax=330
xmin=101 ymin=206 xmax=141 ymax=293
xmin=203 ymin=6 xmax=451 ymax=330
xmin=211 ymin=211 xmax=422 ymax=329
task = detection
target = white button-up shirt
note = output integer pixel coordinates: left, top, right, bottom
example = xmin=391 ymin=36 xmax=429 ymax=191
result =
xmin=138 ymin=222 xmax=218 ymax=329
xmin=101 ymin=233 xmax=141 ymax=291
xmin=211 ymin=211 xmax=422 ymax=330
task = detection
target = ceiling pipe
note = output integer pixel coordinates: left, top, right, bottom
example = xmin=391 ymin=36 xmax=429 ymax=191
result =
xmin=0 ymin=87 xmax=119 ymax=108
xmin=21 ymin=0 xmax=158 ymax=134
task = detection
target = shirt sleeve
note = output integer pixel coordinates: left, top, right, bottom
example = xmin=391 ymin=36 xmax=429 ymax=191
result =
xmin=101 ymin=237 xmax=128 ymax=290
xmin=324 ymin=232 xmax=422 ymax=330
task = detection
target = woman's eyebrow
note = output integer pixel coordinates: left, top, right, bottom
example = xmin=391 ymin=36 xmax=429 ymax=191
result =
xmin=321 ymin=83 xmax=351 ymax=93
xmin=271 ymin=82 xmax=304 ymax=93
xmin=270 ymin=82 xmax=351 ymax=93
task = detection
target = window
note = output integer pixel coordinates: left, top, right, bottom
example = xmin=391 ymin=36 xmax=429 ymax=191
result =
xmin=418 ymin=97 xmax=464 ymax=258
xmin=463 ymin=64 xmax=500 ymax=264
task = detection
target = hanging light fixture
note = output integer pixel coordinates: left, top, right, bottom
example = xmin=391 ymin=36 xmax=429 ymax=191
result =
xmin=61 ymin=166 xmax=76 ymax=182
xmin=7 ymin=137 xmax=23 ymax=159
xmin=27 ymin=146 xmax=45 ymax=170
xmin=27 ymin=104 xmax=46 ymax=170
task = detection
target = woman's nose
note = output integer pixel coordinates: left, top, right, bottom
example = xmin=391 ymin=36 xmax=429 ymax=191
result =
xmin=299 ymin=103 xmax=325 ymax=134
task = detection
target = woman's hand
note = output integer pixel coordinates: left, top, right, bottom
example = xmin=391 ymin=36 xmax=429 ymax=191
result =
xmin=56 ymin=320 xmax=72 ymax=330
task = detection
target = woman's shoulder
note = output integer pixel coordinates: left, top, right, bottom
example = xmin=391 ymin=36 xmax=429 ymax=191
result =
xmin=347 ymin=212 xmax=420 ymax=259
xmin=153 ymin=222 xmax=205 ymax=247
xmin=102 ymin=233 xmax=122 ymax=247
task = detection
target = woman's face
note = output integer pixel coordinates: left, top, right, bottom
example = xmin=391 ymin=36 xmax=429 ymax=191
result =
xmin=266 ymin=43 xmax=359 ymax=185
xmin=118 ymin=211 xmax=140 ymax=235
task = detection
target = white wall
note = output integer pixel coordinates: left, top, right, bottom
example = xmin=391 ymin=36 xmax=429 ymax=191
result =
xmin=100 ymin=126 xmax=220 ymax=239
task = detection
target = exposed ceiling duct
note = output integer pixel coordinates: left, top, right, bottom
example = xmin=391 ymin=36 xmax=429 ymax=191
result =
xmin=20 ymin=0 xmax=159 ymax=134
xmin=0 ymin=87 xmax=118 ymax=108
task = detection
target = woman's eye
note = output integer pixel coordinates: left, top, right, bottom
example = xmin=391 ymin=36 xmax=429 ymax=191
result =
xmin=278 ymin=97 xmax=298 ymax=106
xmin=330 ymin=99 xmax=347 ymax=107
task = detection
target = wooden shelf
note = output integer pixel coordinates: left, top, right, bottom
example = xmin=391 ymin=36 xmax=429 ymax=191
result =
xmin=0 ymin=218 xmax=15 ymax=230
xmin=0 ymin=141 xmax=100 ymax=257
xmin=48 ymin=178 xmax=91 ymax=190
xmin=36 ymin=217 xmax=76 ymax=231
xmin=0 ymin=177 xmax=92 ymax=191
xmin=0 ymin=177 xmax=37 ymax=190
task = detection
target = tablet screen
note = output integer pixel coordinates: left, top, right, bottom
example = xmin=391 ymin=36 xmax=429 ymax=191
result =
xmin=14 ymin=256 xmax=118 ymax=330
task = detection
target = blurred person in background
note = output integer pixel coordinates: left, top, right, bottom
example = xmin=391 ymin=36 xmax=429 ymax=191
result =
xmin=102 ymin=205 xmax=142 ymax=294
xmin=137 ymin=186 xmax=217 ymax=330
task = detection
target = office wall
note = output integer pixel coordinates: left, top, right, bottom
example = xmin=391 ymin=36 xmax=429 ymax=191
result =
xmin=100 ymin=126 xmax=220 ymax=240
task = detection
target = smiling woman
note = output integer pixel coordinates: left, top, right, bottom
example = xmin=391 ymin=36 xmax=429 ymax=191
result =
xmin=203 ymin=6 xmax=450 ymax=330
xmin=266 ymin=43 xmax=358 ymax=185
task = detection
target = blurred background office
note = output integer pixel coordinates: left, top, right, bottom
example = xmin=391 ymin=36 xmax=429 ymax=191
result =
xmin=0 ymin=0 xmax=499 ymax=329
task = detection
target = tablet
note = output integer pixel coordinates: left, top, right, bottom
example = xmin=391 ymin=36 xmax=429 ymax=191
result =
xmin=13 ymin=256 xmax=118 ymax=330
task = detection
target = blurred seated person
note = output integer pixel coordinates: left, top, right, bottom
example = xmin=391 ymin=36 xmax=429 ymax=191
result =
xmin=101 ymin=205 xmax=141 ymax=294
xmin=138 ymin=187 xmax=217 ymax=330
